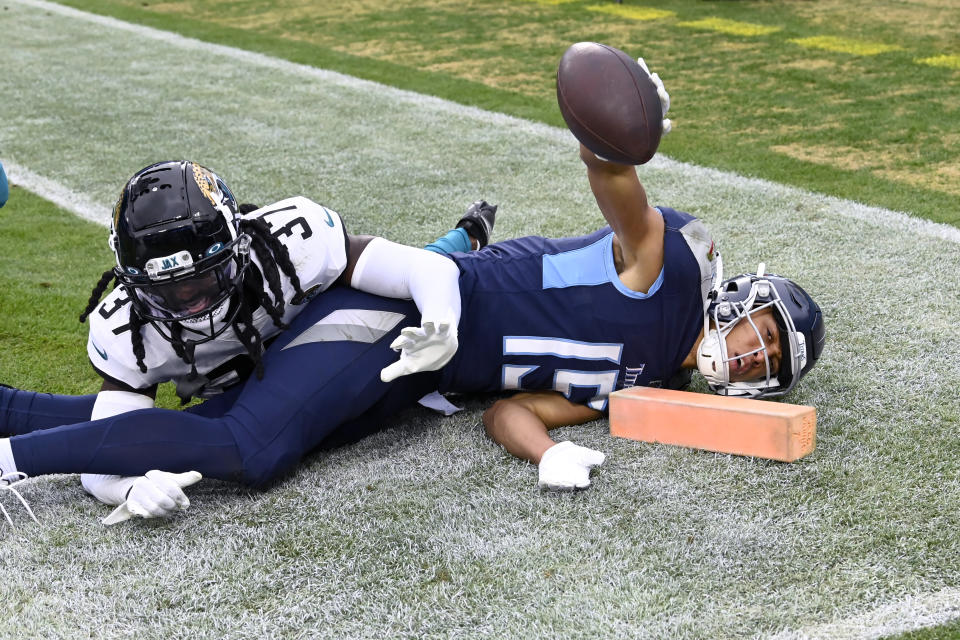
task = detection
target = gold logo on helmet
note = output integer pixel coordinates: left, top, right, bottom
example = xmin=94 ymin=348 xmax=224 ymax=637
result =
xmin=112 ymin=193 xmax=124 ymax=228
xmin=192 ymin=164 xmax=222 ymax=208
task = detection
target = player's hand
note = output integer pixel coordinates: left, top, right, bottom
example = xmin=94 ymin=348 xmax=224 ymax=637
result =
xmin=380 ymin=317 xmax=458 ymax=383
xmin=102 ymin=470 xmax=202 ymax=525
xmin=537 ymin=441 xmax=606 ymax=491
xmin=636 ymin=58 xmax=672 ymax=135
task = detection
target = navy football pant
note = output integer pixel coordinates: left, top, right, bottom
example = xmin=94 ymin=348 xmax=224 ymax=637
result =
xmin=8 ymin=288 xmax=440 ymax=487
xmin=0 ymin=374 xmax=245 ymax=436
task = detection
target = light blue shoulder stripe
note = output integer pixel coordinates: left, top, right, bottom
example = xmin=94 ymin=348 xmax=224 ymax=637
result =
xmin=542 ymin=234 xmax=611 ymax=289
xmin=542 ymin=230 xmax=664 ymax=299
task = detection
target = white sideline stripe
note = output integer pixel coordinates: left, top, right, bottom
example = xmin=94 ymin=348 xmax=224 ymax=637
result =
xmin=4 ymin=161 xmax=111 ymax=226
xmin=659 ymin=160 xmax=960 ymax=246
xmin=765 ymin=587 xmax=960 ymax=640
xmin=8 ymin=0 xmax=960 ymax=247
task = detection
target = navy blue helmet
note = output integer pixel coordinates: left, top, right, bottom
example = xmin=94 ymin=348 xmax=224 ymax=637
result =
xmin=697 ymin=264 xmax=825 ymax=398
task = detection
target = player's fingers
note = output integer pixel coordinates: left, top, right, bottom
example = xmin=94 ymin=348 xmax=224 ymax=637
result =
xmin=155 ymin=478 xmax=189 ymax=505
xmin=582 ymin=451 xmax=606 ymax=469
xmin=389 ymin=334 xmax=415 ymax=351
xmin=128 ymin=494 xmax=170 ymax=518
xmin=141 ymin=481 xmax=179 ymax=512
xmin=102 ymin=504 xmax=133 ymax=526
xmin=171 ymin=471 xmax=202 ymax=490
xmin=662 ymin=118 xmax=672 ymax=135
xmin=126 ymin=500 xmax=154 ymax=519
xmin=652 ymin=76 xmax=670 ymax=113
xmin=636 ymin=57 xmax=651 ymax=74
xmin=400 ymin=332 xmax=443 ymax=354
xmin=573 ymin=476 xmax=592 ymax=489
xmin=421 ymin=321 xmax=436 ymax=336
xmin=400 ymin=326 xmax=423 ymax=340
xmin=569 ymin=444 xmax=605 ymax=468
xmin=145 ymin=469 xmax=200 ymax=488
xmin=539 ymin=474 xmax=580 ymax=491
xmin=380 ymin=360 xmax=408 ymax=383
xmin=153 ymin=479 xmax=191 ymax=509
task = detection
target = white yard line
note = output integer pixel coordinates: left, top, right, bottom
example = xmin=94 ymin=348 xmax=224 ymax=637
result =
xmin=7 ymin=0 xmax=960 ymax=246
xmin=3 ymin=161 xmax=109 ymax=226
xmin=765 ymin=587 xmax=960 ymax=640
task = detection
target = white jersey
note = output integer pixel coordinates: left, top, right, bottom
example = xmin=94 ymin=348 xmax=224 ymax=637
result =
xmin=86 ymin=197 xmax=348 ymax=394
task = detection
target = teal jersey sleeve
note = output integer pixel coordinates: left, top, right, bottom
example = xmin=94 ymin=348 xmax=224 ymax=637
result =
xmin=0 ymin=161 xmax=8 ymax=208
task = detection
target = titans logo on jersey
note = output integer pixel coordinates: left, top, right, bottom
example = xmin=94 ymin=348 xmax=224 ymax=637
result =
xmin=86 ymin=197 xmax=349 ymax=393
xmin=441 ymin=207 xmax=715 ymax=412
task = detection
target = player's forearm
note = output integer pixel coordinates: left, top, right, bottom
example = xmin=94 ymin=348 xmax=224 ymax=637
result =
xmin=580 ymin=143 xmax=632 ymax=174
xmin=350 ymin=237 xmax=461 ymax=324
xmin=482 ymin=399 xmax=557 ymax=464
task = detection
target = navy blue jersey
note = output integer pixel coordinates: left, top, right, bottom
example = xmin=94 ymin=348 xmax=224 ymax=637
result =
xmin=441 ymin=207 xmax=716 ymax=411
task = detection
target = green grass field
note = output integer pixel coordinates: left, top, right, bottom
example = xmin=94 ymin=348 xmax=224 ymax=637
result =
xmin=53 ymin=0 xmax=960 ymax=228
xmin=1 ymin=1 xmax=959 ymax=638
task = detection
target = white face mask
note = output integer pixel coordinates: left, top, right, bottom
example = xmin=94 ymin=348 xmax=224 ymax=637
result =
xmin=696 ymin=263 xmax=803 ymax=398
xmin=696 ymin=304 xmax=780 ymax=397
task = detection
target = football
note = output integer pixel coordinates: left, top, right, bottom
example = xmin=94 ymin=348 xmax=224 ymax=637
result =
xmin=556 ymin=42 xmax=664 ymax=165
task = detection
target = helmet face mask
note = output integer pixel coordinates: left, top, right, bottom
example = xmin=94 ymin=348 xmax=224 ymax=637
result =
xmin=109 ymin=161 xmax=249 ymax=345
xmin=122 ymin=236 xmax=251 ymax=342
xmin=697 ymin=263 xmax=824 ymax=399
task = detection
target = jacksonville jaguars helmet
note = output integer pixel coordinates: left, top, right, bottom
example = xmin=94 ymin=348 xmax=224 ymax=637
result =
xmin=696 ymin=262 xmax=825 ymax=398
xmin=110 ymin=161 xmax=251 ymax=343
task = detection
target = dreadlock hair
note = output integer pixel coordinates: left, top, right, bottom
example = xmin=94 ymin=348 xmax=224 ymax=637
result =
xmin=79 ymin=207 xmax=308 ymax=400
xmin=239 ymin=216 xmax=305 ymax=328
xmin=79 ymin=268 xmax=119 ymax=324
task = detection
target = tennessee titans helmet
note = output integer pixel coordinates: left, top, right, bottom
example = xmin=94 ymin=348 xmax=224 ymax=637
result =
xmin=110 ymin=161 xmax=251 ymax=343
xmin=697 ymin=262 xmax=825 ymax=398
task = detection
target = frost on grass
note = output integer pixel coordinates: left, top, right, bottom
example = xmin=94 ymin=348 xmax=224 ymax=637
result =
xmin=1 ymin=3 xmax=959 ymax=639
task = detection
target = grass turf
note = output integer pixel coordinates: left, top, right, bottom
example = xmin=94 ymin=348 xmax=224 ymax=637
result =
xmin=1 ymin=1 xmax=959 ymax=638
xmin=48 ymin=0 xmax=960 ymax=229
xmin=890 ymin=619 xmax=960 ymax=640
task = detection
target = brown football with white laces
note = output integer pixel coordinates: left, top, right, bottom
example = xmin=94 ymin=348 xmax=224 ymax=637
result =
xmin=556 ymin=42 xmax=664 ymax=165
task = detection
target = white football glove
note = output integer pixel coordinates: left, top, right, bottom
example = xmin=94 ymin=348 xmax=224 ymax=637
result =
xmin=537 ymin=441 xmax=606 ymax=491
xmin=102 ymin=470 xmax=202 ymax=525
xmin=380 ymin=317 xmax=458 ymax=383
xmin=637 ymin=57 xmax=672 ymax=135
